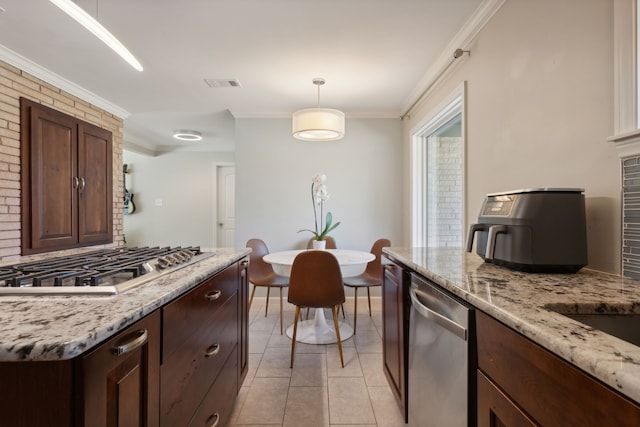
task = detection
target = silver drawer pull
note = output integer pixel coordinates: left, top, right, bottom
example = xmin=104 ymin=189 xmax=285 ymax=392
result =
xmin=205 ymin=343 xmax=220 ymax=357
xmin=112 ymin=329 xmax=148 ymax=356
xmin=206 ymin=412 xmax=220 ymax=427
xmin=205 ymin=290 xmax=222 ymax=301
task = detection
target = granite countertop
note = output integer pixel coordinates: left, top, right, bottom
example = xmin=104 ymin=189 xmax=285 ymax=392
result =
xmin=384 ymin=247 xmax=640 ymax=405
xmin=0 ymin=247 xmax=250 ymax=362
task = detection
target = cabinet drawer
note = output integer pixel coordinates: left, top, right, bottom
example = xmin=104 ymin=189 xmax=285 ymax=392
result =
xmin=161 ymin=292 xmax=238 ymax=427
xmin=477 ymin=310 xmax=640 ymax=426
xmin=163 ymin=264 xmax=238 ymax=359
xmin=189 ymin=346 xmax=238 ymax=427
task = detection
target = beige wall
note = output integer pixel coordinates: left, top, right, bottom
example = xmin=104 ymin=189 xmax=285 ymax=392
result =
xmin=0 ymin=59 xmax=124 ymax=259
xmin=404 ymin=0 xmax=619 ymax=273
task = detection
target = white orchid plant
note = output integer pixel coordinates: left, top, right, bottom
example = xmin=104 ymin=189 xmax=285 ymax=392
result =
xmin=298 ymin=173 xmax=340 ymax=241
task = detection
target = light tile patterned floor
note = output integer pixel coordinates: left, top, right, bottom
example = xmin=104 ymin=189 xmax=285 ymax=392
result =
xmin=229 ymin=296 xmax=406 ymax=427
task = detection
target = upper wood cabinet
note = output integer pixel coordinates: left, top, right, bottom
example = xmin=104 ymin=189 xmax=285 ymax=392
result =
xmin=20 ymin=98 xmax=113 ymax=254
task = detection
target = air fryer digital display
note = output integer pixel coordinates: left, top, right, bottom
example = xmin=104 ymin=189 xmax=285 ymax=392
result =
xmin=481 ymin=194 xmax=516 ymax=216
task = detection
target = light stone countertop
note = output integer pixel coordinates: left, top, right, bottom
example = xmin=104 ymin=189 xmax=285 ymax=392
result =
xmin=384 ymin=247 xmax=640 ymax=405
xmin=0 ymin=247 xmax=250 ymax=362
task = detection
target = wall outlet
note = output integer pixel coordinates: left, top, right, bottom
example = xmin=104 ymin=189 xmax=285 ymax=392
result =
xmin=155 ymin=198 xmax=163 ymax=206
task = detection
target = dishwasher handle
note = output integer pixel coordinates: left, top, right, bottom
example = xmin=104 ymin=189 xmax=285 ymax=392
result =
xmin=410 ymin=287 xmax=468 ymax=341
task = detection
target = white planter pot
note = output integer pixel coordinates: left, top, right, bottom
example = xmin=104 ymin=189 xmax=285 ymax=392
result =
xmin=311 ymin=240 xmax=326 ymax=250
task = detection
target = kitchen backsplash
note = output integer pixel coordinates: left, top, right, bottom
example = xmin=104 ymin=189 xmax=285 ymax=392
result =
xmin=623 ymin=155 xmax=640 ymax=279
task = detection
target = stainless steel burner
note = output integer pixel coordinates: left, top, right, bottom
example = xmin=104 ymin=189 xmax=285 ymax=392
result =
xmin=0 ymin=246 xmax=215 ymax=296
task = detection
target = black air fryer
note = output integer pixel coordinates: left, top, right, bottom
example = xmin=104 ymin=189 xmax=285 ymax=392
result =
xmin=466 ymin=188 xmax=587 ymax=273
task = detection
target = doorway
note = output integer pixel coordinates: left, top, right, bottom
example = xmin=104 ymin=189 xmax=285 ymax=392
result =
xmin=216 ymin=165 xmax=235 ymax=247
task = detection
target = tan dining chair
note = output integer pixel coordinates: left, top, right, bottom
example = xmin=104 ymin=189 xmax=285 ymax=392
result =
xmin=246 ymin=238 xmax=289 ymax=334
xmin=343 ymin=238 xmax=391 ymax=334
xmin=288 ymin=250 xmax=346 ymax=368
xmin=306 ymin=235 xmax=337 ymax=249
xmin=304 ymin=235 xmax=338 ymax=319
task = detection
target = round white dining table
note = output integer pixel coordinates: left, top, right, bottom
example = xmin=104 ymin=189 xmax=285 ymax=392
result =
xmin=262 ymin=249 xmax=374 ymax=344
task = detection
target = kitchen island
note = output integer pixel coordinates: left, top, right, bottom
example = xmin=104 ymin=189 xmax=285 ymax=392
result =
xmin=0 ymin=247 xmax=249 ymax=361
xmin=0 ymin=247 xmax=250 ymax=426
xmin=384 ymin=247 xmax=640 ymax=425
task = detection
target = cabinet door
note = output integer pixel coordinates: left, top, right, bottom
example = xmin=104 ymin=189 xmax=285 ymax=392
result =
xmin=382 ymin=258 xmax=407 ymax=421
xmin=26 ymin=100 xmax=78 ymax=250
xmin=77 ymin=122 xmax=113 ymax=244
xmin=477 ymin=310 xmax=640 ymax=426
xmin=20 ymin=98 xmax=114 ymax=254
xmin=477 ymin=371 xmax=536 ymax=427
xmin=80 ymin=310 xmax=160 ymax=427
xmin=238 ymin=257 xmax=249 ymax=385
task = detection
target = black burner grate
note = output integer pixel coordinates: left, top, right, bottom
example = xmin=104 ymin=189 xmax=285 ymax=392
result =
xmin=0 ymin=246 xmax=202 ymax=288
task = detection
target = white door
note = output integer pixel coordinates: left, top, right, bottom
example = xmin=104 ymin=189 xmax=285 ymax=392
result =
xmin=217 ymin=166 xmax=235 ymax=247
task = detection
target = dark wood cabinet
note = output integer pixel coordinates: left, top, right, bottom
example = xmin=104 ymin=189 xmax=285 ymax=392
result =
xmin=79 ymin=310 xmax=160 ymax=427
xmin=76 ymin=121 xmax=113 ymax=245
xmin=0 ymin=311 xmax=160 ymax=427
xmin=238 ymin=257 xmax=249 ymax=385
xmin=20 ymin=98 xmax=113 ymax=254
xmin=161 ymin=259 xmax=248 ymax=426
xmin=477 ymin=310 xmax=640 ymax=427
xmin=0 ymin=359 xmax=75 ymax=426
xmin=381 ymin=256 xmax=409 ymax=422
xmin=477 ymin=370 xmax=536 ymax=427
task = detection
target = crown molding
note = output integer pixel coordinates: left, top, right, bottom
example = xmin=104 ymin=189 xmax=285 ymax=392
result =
xmin=401 ymin=0 xmax=506 ymax=116
xmin=0 ymin=43 xmax=130 ymax=119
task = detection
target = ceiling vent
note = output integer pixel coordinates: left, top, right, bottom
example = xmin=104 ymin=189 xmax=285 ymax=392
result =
xmin=204 ymin=78 xmax=242 ymax=88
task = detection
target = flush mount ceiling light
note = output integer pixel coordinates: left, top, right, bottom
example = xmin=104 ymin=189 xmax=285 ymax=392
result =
xmin=173 ymin=130 xmax=203 ymax=141
xmin=49 ymin=0 xmax=143 ymax=72
xmin=292 ymin=78 xmax=345 ymax=141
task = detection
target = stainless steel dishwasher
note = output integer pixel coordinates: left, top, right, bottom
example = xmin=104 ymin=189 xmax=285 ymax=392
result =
xmin=408 ymin=273 xmax=476 ymax=427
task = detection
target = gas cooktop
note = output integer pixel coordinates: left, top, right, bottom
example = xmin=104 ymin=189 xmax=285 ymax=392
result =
xmin=0 ymin=246 xmax=215 ymax=296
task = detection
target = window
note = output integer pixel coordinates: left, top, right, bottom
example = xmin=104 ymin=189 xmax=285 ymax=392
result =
xmin=612 ymin=0 xmax=639 ymax=141
xmin=411 ymin=83 xmax=465 ymax=247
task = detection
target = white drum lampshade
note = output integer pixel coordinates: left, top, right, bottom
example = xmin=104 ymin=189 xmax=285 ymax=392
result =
xmin=292 ymin=108 xmax=345 ymax=141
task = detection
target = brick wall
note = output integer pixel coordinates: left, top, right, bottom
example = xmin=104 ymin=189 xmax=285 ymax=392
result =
xmin=0 ymin=59 xmax=124 ymax=259
xmin=426 ymin=136 xmax=463 ymax=247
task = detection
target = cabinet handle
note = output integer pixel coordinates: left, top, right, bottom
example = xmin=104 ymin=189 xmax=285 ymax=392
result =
xmin=205 ymin=412 xmax=220 ymax=427
xmin=241 ymin=260 xmax=249 ymax=267
xmin=79 ymin=177 xmax=86 ymax=191
xmin=72 ymin=176 xmax=79 ymax=190
xmin=205 ymin=290 xmax=222 ymax=301
xmin=112 ymin=329 xmax=148 ymax=356
xmin=384 ymin=264 xmax=397 ymax=271
xmin=205 ymin=343 xmax=220 ymax=358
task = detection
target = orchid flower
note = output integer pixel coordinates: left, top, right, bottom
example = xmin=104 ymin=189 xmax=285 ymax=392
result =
xmin=298 ymin=173 xmax=341 ymax=241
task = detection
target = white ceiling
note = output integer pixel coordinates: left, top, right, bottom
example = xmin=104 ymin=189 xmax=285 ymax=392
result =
xmin=0 ymin=0 xmax=486 ymax=154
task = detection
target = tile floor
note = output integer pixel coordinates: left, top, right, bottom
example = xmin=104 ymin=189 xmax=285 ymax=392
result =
xmin=229 ymin=296 xmax=406 ymax=426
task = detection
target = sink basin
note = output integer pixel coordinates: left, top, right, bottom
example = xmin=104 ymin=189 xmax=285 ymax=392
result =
xmin=545 ymin=304 xmax=640 ymax=347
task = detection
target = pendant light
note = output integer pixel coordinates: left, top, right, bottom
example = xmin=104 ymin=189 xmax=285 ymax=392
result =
xmin=292 ymin=78 xmax=345 ymax=141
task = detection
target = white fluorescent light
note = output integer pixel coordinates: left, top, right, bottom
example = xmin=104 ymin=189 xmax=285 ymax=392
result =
xmin=49 ymin=0 xmax=143 ymax=72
